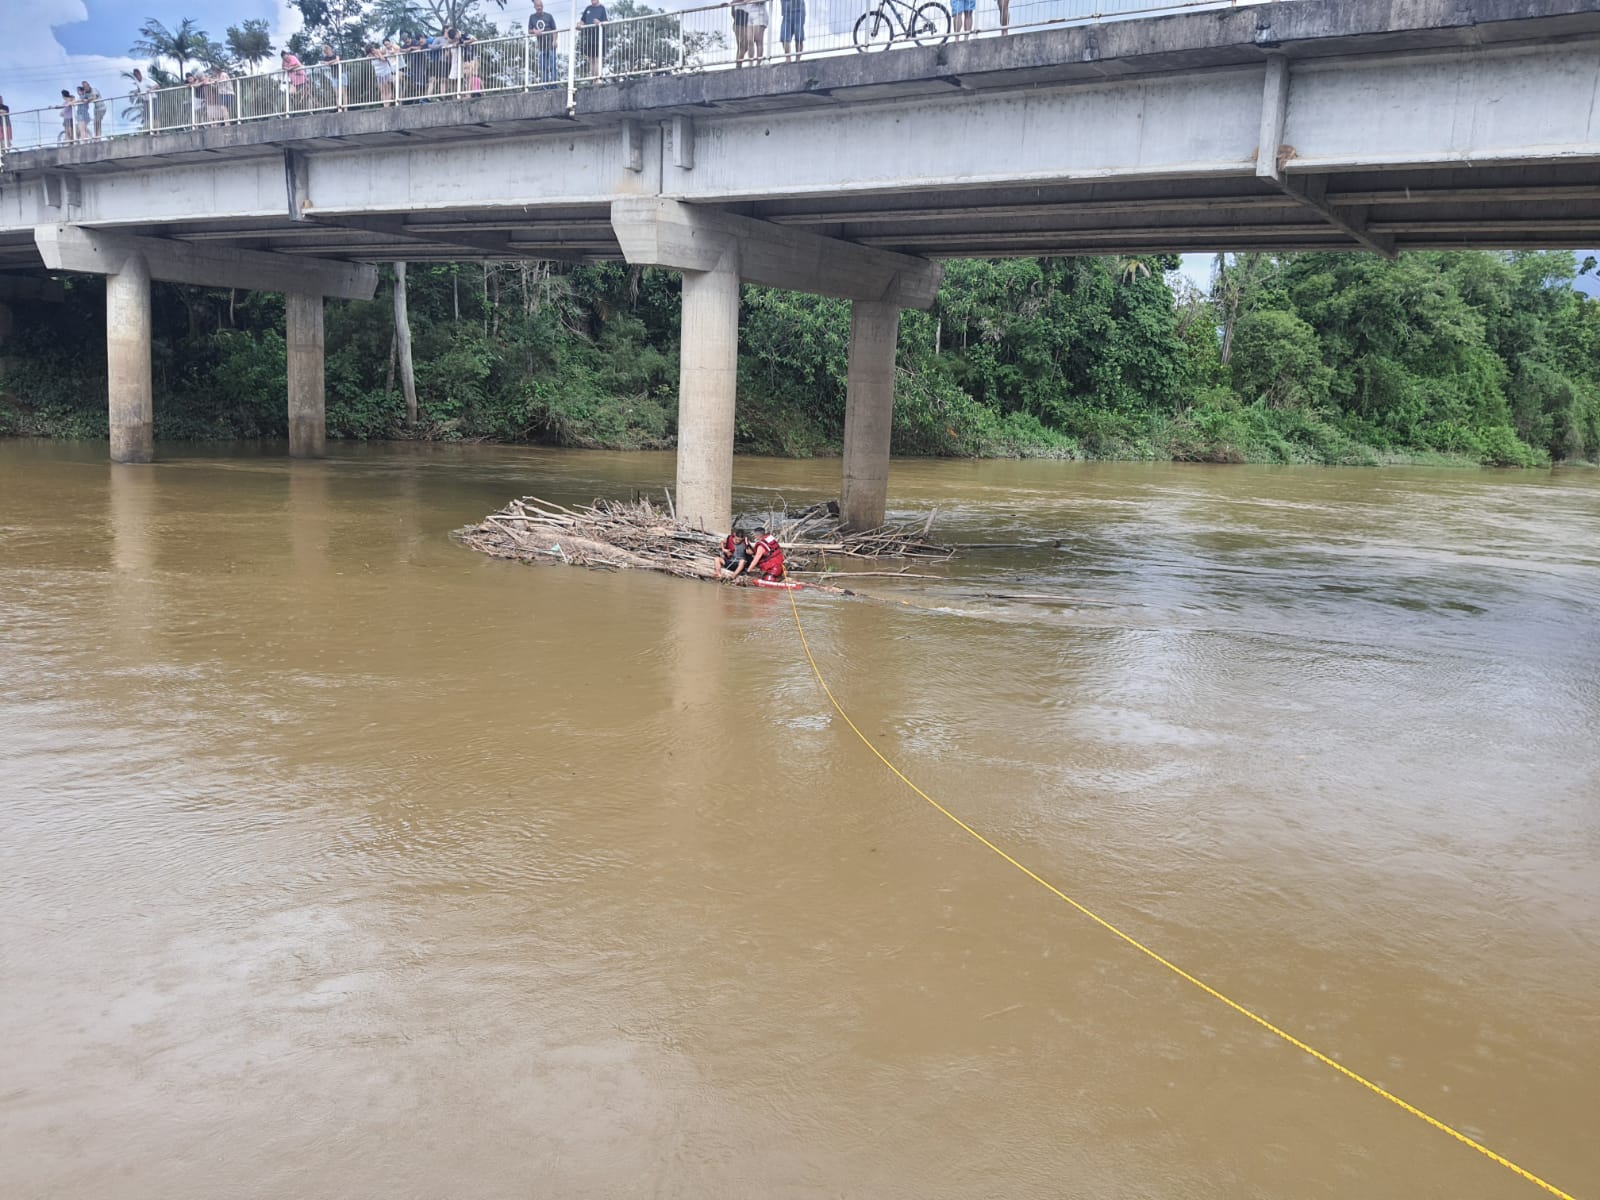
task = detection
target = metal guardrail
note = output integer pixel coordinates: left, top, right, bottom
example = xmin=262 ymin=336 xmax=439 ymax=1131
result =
xmin=0 ymin=0 xmax=1240 ymax=159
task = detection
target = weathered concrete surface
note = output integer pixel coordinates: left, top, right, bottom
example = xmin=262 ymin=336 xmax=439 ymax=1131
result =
xmin=839 ymin=301 xmax=901 ymax=533
xmin=611 ymin=199 xmax=942 ymax=307
xmin=675 ymin=253 xmax=741 ymax=532
xmin=34 ymin=226 xmax=377 ymax=299
xmin=5 ymin=0 xmax=1597 ymax=177
xmin=1 ymin=0 xmax=1597 ymax=264
xmin=287 ymin=292 xmax=326 ymax=459
xmin=106 ymin=256 xmax=153 ymax=465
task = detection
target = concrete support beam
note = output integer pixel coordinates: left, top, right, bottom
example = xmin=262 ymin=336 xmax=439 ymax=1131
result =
xmin=1255 ymin=57 xmax=1396 ymax=259
xmin=35 ymin=224 xmax=378 ymax=300
xmin=106 ymin=255 xmax=154 ymax=464
xmin=840 ymin=301 xmax=900 ymax=532
xmin=286 ymin=292 xmax=326 ymax=458
xmin=674 ymin=248 xmax=741 ymax=532
xmin=612 ymin=198 xmax=942 ymax=308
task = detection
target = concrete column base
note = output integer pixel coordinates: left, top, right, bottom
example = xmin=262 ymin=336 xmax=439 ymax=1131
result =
xmin=674 ymin=253 xmax=740 ymax=532
xmin=287 ymin=291 xmax=326 ymax=458
xmin=840 ymin=300 xmax=900 ymax=531
xmin=107 ymin=256 xmax=154 ymax=464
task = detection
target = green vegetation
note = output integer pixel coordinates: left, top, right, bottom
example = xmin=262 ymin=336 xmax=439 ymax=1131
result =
xmin=4 ymin=250 xmax=1598 ymax=466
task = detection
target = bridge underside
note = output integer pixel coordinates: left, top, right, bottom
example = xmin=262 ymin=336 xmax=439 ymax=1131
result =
xmin=5 ymin=164 xmax=1600 ymax=270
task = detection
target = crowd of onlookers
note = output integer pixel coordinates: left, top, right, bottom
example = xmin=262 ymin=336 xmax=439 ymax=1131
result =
xmin=0 ymin=0 xmax=999 ymax=147
xmin=51 ymin=82 xmax=109 ymax=143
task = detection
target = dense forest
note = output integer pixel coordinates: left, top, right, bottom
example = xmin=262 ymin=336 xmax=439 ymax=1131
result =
xmin=3 ymin=249 xmax=1598 ymax=467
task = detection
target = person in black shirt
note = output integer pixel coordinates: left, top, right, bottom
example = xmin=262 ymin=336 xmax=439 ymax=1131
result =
xmin=579 ymin=2 xmax=607 ymax=80
xmin=528 ymin=0 xmax=560 ymax=84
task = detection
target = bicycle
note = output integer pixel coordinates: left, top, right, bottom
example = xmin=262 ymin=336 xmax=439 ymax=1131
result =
xmin=853 ymin=0 xmax=951 ymax=51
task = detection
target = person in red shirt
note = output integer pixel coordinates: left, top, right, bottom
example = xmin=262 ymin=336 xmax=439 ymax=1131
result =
xmin=713 ymin=527 xmax=748 ymax=579
xmin=747 ymin=527 xmax=785 ymax=581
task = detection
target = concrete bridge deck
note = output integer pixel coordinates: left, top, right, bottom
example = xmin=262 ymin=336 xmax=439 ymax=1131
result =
xmin=2 ymin=0 xmax=1599 ymax=266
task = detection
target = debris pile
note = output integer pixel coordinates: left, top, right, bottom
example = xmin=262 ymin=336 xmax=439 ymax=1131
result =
xmin=453 ymin=495 xmax=952 ymax=580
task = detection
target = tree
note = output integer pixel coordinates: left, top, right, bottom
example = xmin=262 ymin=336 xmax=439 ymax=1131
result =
xmin=1212 ymin=252 xmax=1280 ymax=365
xmin=131 ymin=17 xmax=221 ymax=78
xmin=394 ymin=263 xmax=418 ymax=426
xmin=225 ymin=19 xmax=275 ymax=69
xmin=1115 ymin=256 xmax=1151 ymax=283
xmin=1229 ymin=309 xmax=1332 ymax=409
xmin=290 ymin=0 xmax=371 ymax=56
xmin=368 ymin=0 xmax=429 ymax=36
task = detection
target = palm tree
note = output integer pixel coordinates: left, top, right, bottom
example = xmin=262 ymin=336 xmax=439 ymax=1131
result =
xmin=225 ymin=19 xmax=275 ymax=69
xmin=1116 ymin=256 xmax=1152 ymax=284
xmin=131 ymin=17 xmax=214 ymax=80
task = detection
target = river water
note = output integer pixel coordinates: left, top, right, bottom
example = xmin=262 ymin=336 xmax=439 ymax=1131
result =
xmin=2 ymin=439 xmax=1597 ymax=1199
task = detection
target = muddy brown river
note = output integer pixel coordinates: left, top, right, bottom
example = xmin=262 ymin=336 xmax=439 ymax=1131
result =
xmin=2 ymin=440 xmax=1597 ymax=1199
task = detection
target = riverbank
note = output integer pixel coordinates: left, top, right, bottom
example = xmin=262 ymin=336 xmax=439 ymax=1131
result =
xmin=4 ymin=247 xmax=1594 ymax=471
xmin=0 ymin=408 xmax=1536 ymax=470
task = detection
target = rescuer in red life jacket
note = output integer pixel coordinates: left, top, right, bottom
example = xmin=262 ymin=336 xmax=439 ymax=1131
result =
xmin=714 ymin=527 xmax=749 ymax=579
xmin=747 ymin=527 xmax=786 ymax=581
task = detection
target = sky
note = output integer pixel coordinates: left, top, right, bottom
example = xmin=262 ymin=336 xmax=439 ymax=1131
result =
xmin=0 ymin=0 xmax=297 ymax=113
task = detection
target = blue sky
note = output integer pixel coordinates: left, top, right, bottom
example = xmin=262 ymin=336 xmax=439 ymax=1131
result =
xmin=1 ymin=0 xmax=290 ymax=112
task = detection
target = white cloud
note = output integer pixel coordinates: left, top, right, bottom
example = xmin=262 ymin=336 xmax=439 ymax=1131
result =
xmin=0 ymin=0 xmax=306 ymax=129
xmin=1 ymin=0 xmax=140 ymax=118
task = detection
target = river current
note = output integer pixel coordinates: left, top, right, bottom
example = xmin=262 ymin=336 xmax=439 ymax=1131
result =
xmin=2 ymin=440 xmax=1597 ymax=1198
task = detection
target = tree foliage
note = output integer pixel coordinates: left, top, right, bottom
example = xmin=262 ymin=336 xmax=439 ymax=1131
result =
xmin=4 ymin=250 xmax=1597 ymax=467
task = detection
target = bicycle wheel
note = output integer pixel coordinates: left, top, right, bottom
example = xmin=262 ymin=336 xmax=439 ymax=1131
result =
xmin=853 ymin=8 xmax=897 ymax=51
xmin=907 ymin=2 xmax=951 ymax=46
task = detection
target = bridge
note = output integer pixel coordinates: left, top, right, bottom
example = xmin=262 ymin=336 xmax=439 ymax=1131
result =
xmin=1 ymin=0 xmax=1597 ymax=530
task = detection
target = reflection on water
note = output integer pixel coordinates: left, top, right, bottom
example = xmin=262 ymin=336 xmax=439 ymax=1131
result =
xmin=1 ymin=440 xmax=1597 ymax=1200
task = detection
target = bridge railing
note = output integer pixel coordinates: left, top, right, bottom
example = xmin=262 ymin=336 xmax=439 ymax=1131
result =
xmin=0 ymin=0 xmax=1243 ymax=159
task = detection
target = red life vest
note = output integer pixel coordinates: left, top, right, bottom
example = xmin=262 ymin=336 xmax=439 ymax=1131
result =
xmin=721 ymin=533 xmax=741 ymax=557
xmin=755 ymin=534 xmax=785 ymax=578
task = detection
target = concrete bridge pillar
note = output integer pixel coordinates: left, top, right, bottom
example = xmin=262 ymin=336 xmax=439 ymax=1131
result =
xmin=286 ymin=291 xmax=326 ymax=458
xmin=840 ymin=300 xmax=900 ymax=532
xmin=106 ymin=254 xmax=154 ymax=464
xmin=34 ymin=225 xmax=377 ymax=464
xmin=610 ymin=198 xmax=941 ymax=536
xmin=674 ymin=253 xmax=741 ymax=532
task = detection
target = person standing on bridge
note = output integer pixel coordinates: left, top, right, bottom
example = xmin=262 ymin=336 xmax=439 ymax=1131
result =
xmin=73 ymin=83 xmax=92 ymax=142
xmin=730 ymin=0 xmax=751 ymax=66
xmin=400 ymin=34 xmax=426 ymax=101
xmin=369 ymin=42 xmax=396 ymax=106
xmin=580 ymin=1 xmax=607 ymax=81
xmin=528 ymin=0 xmax=560 ymax=85
xmin=58 ymin=91 xmax=75 ymax=144
xmin=950 ymin=0 xmax=974 ymax=40
xmin=128 ymin=68 xmax=157 ymax=131
xmin=779 ymin=0 xmax=804 ymax=61
xmin=281 ymin=50 xmax=309 ymax=111
xmin=745 ymin=0 xmax=769 ymax=65
xmin=0 ymin=96 xmax=11 ymax=150
xmin=212 ymin=67 xmax=236 ymax=124
xmin=318 ymin=44 xmax=346 ymax=111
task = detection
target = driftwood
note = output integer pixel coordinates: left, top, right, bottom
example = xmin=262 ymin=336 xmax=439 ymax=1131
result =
xmin=453 ymin=494 xmax=953 ymax=583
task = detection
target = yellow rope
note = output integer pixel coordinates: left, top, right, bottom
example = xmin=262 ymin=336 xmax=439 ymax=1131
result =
xmin=785 ymin=588 xmax=1577 ymax=1200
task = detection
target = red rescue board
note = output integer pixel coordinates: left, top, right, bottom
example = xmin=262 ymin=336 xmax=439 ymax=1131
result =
xmin=753 ymin=578 xmax=804 ymax=590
